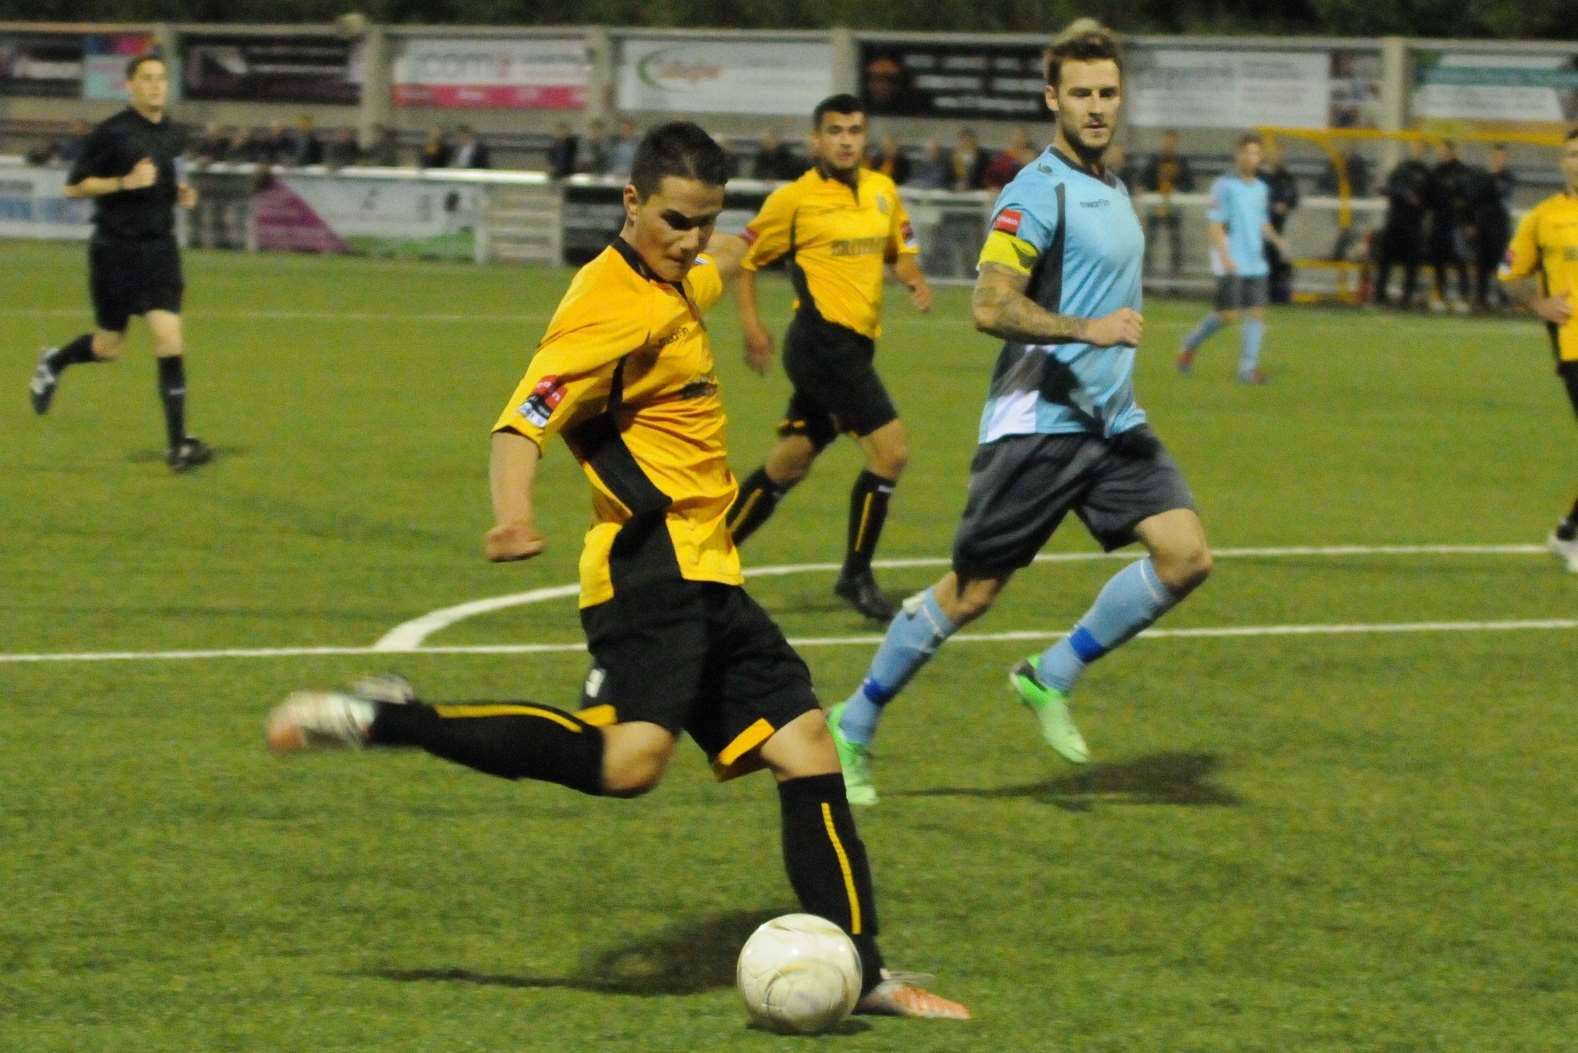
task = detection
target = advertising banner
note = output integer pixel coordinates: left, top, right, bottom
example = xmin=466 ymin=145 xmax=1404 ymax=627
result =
xmin=0 ymin=33 xmax=82 ymax=98
xmin=391 ymin=35 xmax=588 ymax=110
xmin=859 ymin=40 xmax=1046 ymax=119
xmin=1411 ymin=51 xmax=1578 ymax=130
xmin=1126 ymin=49 xmax=1331 ymax=129
xmin=83 ymin=34 xmax=158 ymax=102
xmin=181 ymin=34 xmax=361 ymax=104
xmin=0 ymin=166 xmax=94 ymax=239
xmin=616 ymin=37 xmax=833 ymax=115
xmin=253 ymin=175 xmax=479 ymax=260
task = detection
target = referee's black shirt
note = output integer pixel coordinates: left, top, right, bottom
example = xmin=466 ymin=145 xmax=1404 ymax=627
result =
xmin=67 ymin=107 xmax=187 ymax=242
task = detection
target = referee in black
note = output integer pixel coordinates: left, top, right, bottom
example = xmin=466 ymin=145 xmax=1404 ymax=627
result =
xmin=28 ymin=54 xmax=211 ymax=471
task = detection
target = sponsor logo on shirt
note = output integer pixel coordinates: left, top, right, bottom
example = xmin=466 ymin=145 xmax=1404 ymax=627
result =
xmin=993 ymin=208 xmax=1022 ymax=234
xmin=519 ymin=375 xmax=564 ymax=428
xmin=1079 ymin=199 xmax=1111 ymax=208
xmin=830 ymin=236 xmax=888 ymax=257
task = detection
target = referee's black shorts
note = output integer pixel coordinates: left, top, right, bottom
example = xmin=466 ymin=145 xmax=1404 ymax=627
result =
xmin=89 ymin=236 xmax=184 ymax=333
xmin=776 ymin=311 xmax=898 ymax=451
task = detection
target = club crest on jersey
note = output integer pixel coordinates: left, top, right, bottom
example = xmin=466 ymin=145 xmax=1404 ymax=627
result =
xmin=994 ymin=209 xmax=1023 ymax=235
xmin=519 ymin=375 xmax=564 ymax=428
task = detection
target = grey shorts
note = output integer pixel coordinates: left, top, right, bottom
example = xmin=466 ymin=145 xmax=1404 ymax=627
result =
xmin=951 ymin=426 xmax=1197 ymax=576
xmin=1214 ymin=275 xmax=1269 ymax=311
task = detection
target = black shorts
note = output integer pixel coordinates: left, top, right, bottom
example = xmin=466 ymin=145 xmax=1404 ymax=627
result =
xmin=777 ymin=312 xmax=898 ymax=450
xmin=952 ymin=426 xmax=1197 ymax=576
xmin=1560 ymin=360 xmax=1578 ymax=421
xmin=89 ymin=237 xmax=184 ymax=333
xmin=1214 ymin=275 xmax=1269 ymax=312
xmin=577 ymin=579 xmax=820 ymax=780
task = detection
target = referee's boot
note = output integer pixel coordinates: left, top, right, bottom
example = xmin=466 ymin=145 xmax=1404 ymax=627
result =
xmin=834 ymin=569 xmax=896 ymax=622
xmin=167 ymin=436 xmax=213 ymax=472
xmin=29 ymin=349 xmax=59 ymax=415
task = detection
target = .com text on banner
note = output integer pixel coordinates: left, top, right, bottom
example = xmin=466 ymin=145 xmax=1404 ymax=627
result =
xmin=391 ymin=35 xmax=588 ymax=110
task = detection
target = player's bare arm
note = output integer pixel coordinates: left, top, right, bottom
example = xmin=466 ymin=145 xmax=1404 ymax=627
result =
xmin=177 ymin=183 xmax=199 ymax=209
xmin=485 ymin=430 xmax=547 ymax=561
xmin=1510 ymin=278 xmax=1573 ymax=325
xmin=64 ymin=156 xmax=156 ymax=199
xmin=1208 ymin=221 xmax=1237 ymax=275
xmin=972 ymin=262 xmax=1142 ymax=346
xmin=735 ymin=267 xmax=776 ymax=376
xmin=890 ymin=254 xmax=933 ymax=313
xmin=1262 ymin=222 xmax=1291 ymax=258
xmin=704 ymin=230 xmax=748 ymax=282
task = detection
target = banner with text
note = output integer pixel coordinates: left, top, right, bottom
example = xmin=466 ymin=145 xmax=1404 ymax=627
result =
xmin=1411 ymin=51 xmax=1578 ymax=131
xmin=0 ymin=166 xmax=93 ymax=239
xmin=253 ymin=175 xmax=479 ymax=261
xmin=391 ymin=35 xmax=588 ymax=110
xmin=1126 ymin=49 xmax=1331 ymax=129
xmin=181 ymin=34 xmax=361 ymax=104
xmin=83 ymin=34 xmax=158 ymax=101
xmin=616 ymin=37 xmax=833 ymax=115
xmin=0 ymin=33 xmax=83 ymax=98
xmin=858 ymin=40 xmax=1046 ymax=119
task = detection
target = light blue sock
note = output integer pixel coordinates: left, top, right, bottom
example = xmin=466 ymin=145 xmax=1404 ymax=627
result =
xmin=1238 ymin=317 xmax=1265 ymax=377
xmin=1037 ymin=558 xmax=1179 ymax=694
xmin=839 ymin=586 xmax=957 ymax=746
xmin=1182 ymin=312 xmax=1223 ymax=351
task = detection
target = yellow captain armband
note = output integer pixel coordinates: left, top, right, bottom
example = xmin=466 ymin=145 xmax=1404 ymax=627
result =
xmin=977 ymin=229 xmax=1041 ymax=276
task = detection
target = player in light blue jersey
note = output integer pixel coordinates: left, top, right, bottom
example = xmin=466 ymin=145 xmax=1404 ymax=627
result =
xmin=1177 ymin=132 xmax=1292 ymax=384
xmin=824 ymin=19 xmax=1213 ymax=805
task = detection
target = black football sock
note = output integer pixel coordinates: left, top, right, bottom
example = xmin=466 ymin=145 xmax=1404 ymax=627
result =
xmin=1558 ymin=496 xmax=1578 ymax=541
xmin=842 ymin=470 xmax=896 ymax=579
xmin=45 ymin=333 xmax=98 ymax=374
xmin=156 ymin=355 xmax=187 ymax=449
xmin=778 ymin=773 xmax=883 ymax=993
xmin=727 ymin=466 xmax=788 ymax=545
xmin=369 ymin=699 xmax=604 ymax=795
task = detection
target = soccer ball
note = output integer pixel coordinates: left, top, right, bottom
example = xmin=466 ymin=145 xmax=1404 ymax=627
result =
xmin=736 ymin=913 xmax=863 ymax=1034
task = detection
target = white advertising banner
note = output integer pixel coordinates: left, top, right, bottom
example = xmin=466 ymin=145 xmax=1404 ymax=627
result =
xmin=0 ymin=165 xmax=93 ymax=239
xmin=391 ymin=35 xmax=589 ymax=110
xmin=1411 ymin=52 xmax=1578 ymax=124
xmin=1128 ymin=49 xmax=1331 ymax=129
xmin=616 ymin=37 xmax=834 ymax=115
xmin=254 ymin=175 xmax=481 ymax=260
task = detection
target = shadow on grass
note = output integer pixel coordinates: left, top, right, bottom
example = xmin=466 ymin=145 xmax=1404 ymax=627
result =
xmin=892 ymin=751 xmax=1241 ymax=813
xmin=128 ymin=443 xmax=249 ymax=466
xmin=365 ymin=907 xmax=817 ymax=998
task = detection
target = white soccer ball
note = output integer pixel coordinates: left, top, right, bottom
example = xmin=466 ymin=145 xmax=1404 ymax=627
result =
xmin=736 ymin=913 xmax=863 ymax=1034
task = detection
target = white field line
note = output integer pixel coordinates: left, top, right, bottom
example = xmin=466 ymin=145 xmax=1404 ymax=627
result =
xmin=0 ymin=307 xmax=539 ymax=323
xmin=0 ymin=544 xmax=1566 ymax=666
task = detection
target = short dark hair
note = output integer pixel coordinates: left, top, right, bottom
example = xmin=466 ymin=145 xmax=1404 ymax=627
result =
xmin=1237 ymin=132 xmax=1263 ymax=149
xmin=1045 ymin=18 xmax=1121 ymax=89
xmin=813 ymin=93 xmax=864 ymax=128
xmin=125 ymin=54 xmax=164 ymax=79
xmin=629 ymin=121 xmax=730 ymax=200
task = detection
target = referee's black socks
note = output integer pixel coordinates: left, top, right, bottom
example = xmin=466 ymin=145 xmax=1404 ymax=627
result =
xmin=727 ymin=466 xmax=788 ymax=545
xmin=1559 ymin=498 xmax=1578 ymax=542
xmin=843 ymin=470 xmax=897 ymax=578
xmin=44 ymin=333 xmax=98 ymax=374
xmin=156 ymin=355 xmax=187 ymax=450
xmin=778 ymin=773 xmax=884 ymax=993
xmin=368 ymin=699 xmax=605 ymax=796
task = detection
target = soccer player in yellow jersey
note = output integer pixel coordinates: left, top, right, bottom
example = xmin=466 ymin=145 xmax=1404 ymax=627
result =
xmin=265 ymin=122 xmax=967 ymax=1020
xmin=1500 ymin=127 xmax=1578 ymax=573
xmin=726 ymin=93 xmax=934 ymax=621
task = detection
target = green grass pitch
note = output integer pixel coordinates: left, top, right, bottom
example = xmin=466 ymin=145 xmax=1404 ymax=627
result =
xmin=3 ymin=240 xmax=1576 ymax=1051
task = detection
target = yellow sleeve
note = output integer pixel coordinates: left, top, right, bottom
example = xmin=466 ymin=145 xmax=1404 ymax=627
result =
xmin=742 ymin=184 xmax=798 ymax=271
xmin=1499 ymin=207 xmax=1540 ymax=283
xmin=888 ymin=187 xmax=920 ymax=260
xmin=685 ymin=254 xmax=725 ymax=312
xmin=977 ymin=229 xmax=1041 ymax=277
xmin=493 ymin=297 xmax=651 ymax=448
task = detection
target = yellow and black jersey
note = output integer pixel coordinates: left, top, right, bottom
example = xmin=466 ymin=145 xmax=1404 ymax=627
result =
xmin=1501 ymin=192 xmax=1578 ymax=363
xmin=493 ymin=239 xmax=741 ymax=607
xmin=742 ymin=166 xmax=917 ymax=339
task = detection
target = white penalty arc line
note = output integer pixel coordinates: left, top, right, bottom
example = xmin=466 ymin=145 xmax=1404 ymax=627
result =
xmin=1 ymin=618 xmax=1574 ymax=665
xmin=370 ymin=543 xmax=1548 ymax=651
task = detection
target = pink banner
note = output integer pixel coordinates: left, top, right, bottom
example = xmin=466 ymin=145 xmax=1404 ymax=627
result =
xmin=391 ymin=83 xmax=585 ymax=110
xmin=253 ymin=181 xmax=348 ymax=254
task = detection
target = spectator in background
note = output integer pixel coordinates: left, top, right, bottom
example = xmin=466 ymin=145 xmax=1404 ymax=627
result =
xmin=326 ymin=127 xmax=362 ymax=169
xmin=1317 ymin=148 xmax=1373 ymax=197
xmin=1465 ymin=147 xmax=1513 ymax=312
xmin=450 ymin=125 xmax=491 ymax=169
xmin=949 ymin=127 xmax=990 ymax=191
xmin=266 ymin=120 xmax=293 ymax=164
xmin=909 ymin=138 xmax=948 ymax=190
xmin=1141 ymin=129 xmax=1195 ymax=277
xmin=1488 ymin=142 xmax=1516 ymax=204
xmin=547 ymin=121 xmax=578 ymax=179
xmin=751 ymin=128 xmax=800 ymax=181
xmin=1427 ymin=139 xmax=1472 ymax=312
xmin=579 ymin=119 xmax=608 ymax=175
xmin=54 ymin=118 xmax=92 ymax=165
xmin=867 ymin=132 xmax=910 ymax=185
xmin=981 ymin=127 xmax=1037 ymax=190
xmin=604 ymin=117 xmax=640 ymax=178
xmin=1373 ymin=138 xmax=1432 ymax=308
xmin=1259 ymin=140 xmax=1299 ymax=304
xmin=1102 ymin=143 xmax=1134 ymax=191
xmin=419 ymin=126 xmax=452 ymax=169
xmin=365 ymin=124 xmax=400 ymax=167
xmin=236 ymin=126 xmax=274 ymax=165
xmin=288 ymin=115 xmax=324 ymax=167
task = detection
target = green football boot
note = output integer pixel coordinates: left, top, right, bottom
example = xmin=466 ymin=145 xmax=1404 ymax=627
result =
xmin=826 ymin=702 xmax=879 ymax=806
xmin=1009 ymin=655 xmax=1090 ymax=765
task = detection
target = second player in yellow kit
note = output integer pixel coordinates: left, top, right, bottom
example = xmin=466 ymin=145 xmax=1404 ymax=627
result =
xmin=727 ymin=93 xmax=934 ymax=621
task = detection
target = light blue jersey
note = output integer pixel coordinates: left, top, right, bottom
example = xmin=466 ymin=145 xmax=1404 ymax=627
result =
xmin=1207 ymin=174 xmax=1270 ymax=278
xmin=976 ymin=148 xmax=1146 ymax=441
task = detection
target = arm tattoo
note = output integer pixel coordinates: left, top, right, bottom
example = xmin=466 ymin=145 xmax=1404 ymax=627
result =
xmin=972 ymin=263 xmax=1089 ymax=343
